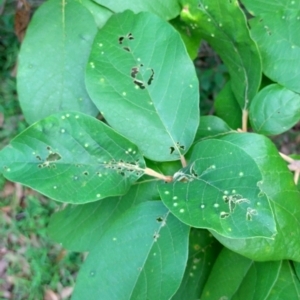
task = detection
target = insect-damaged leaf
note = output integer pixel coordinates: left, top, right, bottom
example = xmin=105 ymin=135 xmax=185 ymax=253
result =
xmin=241 ymin=0 xmax=300 ymax=16
xmin=211 ymin=133 xmax=300 ymax=262
xmin=0 ymin=112 xmax=145 ymax=204
xmin=85 ymin=10 xmax=199 ymax=161
xmin=249 ymin=9 xmax=300 ymax=93
xmin=72 ymin=201 xmax=189 ymax=300
xmin=158 ymin=139 xmax=276 ymax=239
xmin=180 ymin=0 xmax=261 ymax=109
xmin=17 ymin=0 xmax=98 ymax=124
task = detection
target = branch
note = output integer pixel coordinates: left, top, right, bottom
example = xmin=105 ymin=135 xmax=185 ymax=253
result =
xmin=144 ymin=168 xmax=173 ymax=182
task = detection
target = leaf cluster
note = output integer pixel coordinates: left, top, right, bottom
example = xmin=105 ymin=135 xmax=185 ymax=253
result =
xmin=1 ymin=0 xmax=300 ymax=298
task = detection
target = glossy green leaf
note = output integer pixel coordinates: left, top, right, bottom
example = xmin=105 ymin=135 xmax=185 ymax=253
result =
xmin=202 ymin=248 xmax=300 ymax=299
xmin=77 ymin=0 xmax=112 ymax=28
xmin=293 ymin=261 xmax=300 ymax=281
xmin=170 ymin=16 xmax=202 ymax=59
xmin=180 ymin=0 xmax=261 ymax=109
xmin=0 ymin=112 xmax=145 ymax=204
xmin=159 ymin=139 xmax=276 ymax=239
xmin=93 ymin=0 xmax=181 ymax=20
xmin=194 ymin=115 xmax=233 ymax=143
xmin=250 ymin=84 xmax=300 ymax=135
xmin=85 ymin=10 xmax=199 ymax=161
xmin=17 ymin=0 xmax=98 ymax=124
xmin=212 ymin=133 xmax=300 ymax=261
xmin=233 ymin=260 xmax=300 ymax=299
xmin=241 ymin=0 xmax=300 ymax=15
xmin=249 ymin=9 xmax=300 ymax=93
xmin=48 ymin=179 xmax=159 ymax=251
xmin=214 ymin=81 xmax=242 ymax=129
xmin=201 ymin=248 xmax=253 ymax=299
xmin=72 ymin=201 xmax=189 ymax=300
xmin=172 ymin=229 xmax=221 ymax=300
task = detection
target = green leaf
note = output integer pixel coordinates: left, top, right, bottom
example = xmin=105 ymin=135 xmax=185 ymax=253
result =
xmin=17 ymin=0 xmax=98 ymax=124
xmin=202 ymin=248 xmax=300 ymax=299
xmin=85 ymin=10 xmax=199 ymax=161
xmin=249 ymin=84 xmax=300 ymax=135
xmin=172 ymin=229 xmax=221 ymax=300
xmin=214 ymin=81 xmax=242 ymax=129
xmin=212 ymin=133 xmax=300 ymax=261
xmin=158 ymin=139 xmax=276 ymax=239
xmin=201 ymin=248 xmax=253 ymax=299
xmin=48 ymin=179 xmax=159 ymax=251
xmin=249 ymin=9 xmax=300 ymax=93
xmin=241 ymin=0 xmax=300 ymax=15
xmin=77 ymin=0 xmax=113 ymax=28
xmin=72 ymin=201 xmax=190 ymax=300
xmin=170 ymin=16 xmax=202 ymax=59
xmin=194 ymin=115 xmax=233 ymax=143
xmin=233 ymin=260 xmax=300 ymax=299
xmin=93 ymin=0 xmax=181 ymax=20
xmin=180 ymin=0 xmax=261 ymax=109
xmin=0 ymin=112 xmax=145 ymax=204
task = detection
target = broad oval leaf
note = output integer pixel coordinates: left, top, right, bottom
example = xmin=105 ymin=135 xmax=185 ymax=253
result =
xmin=202 ymin=248 xmax=300 ymax=299
xmin=0 ymin=112 xmax=145 ymax=203
xmin=250 ymin=84 xmax=300 ymax=135
xmin=170 ymin=16 xmax=203 ymax=59
xmin=249 ymin=9 xmax=300 ymax=93
xmin=93 ymin=0 xmax=181 ymax=20
xmin=241 ymin=0 xmax=300 ymax=15
xmin=214 ymin=81 xmax=242 ymax=130
xmin=212 ymin=133 xmax=300 ymax=261
xmin=201 ymin=248 xmax=253 ymax=299
xmin=78 ymin=0 xmax=113 ymax=28
xmin=17 ymin=0 xmax=98 ymax=124
xmin=172 ymin=229 xmax=221 ymax=300
xmin=72 ymin=201 xmax=190 ymax=300
xmin=180 ymin=0 xmax=261 ymax=109
xmin=194 ymin=115 xmax=233 ymax=143
xmin=158 ymin=139 xmax=276 ymax=239
xmin=85 ymin=10 xmax=199 ymax=161
xmin=48 ymin=178 xmax=159 ymax=251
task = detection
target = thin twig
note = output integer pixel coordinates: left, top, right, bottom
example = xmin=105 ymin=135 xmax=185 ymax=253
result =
xmin=180 ymin=155 xmax=187 ymax=168
xmin=294 ymin=171 xmax=300 ymax=186
xmin=279 ymin=152 xmax=294 ymax=164
xmin=144 ymin=168 xmax=172 ymax=182
xmin=242 ymin=109 xmax=248 ymax=132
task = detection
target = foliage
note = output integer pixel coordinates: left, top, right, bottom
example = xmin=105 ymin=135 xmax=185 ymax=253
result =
xmin=1 ymin=0 xmax=300 ymax=298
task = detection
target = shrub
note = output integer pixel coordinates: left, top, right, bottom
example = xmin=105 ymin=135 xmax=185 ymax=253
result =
xmin=1 ymin=0 xmax=300 ymax=298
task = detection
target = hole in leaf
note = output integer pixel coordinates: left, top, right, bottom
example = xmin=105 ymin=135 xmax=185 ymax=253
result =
xmin=128 ymin=33 xmax=134 ymax=40
xmin=83 ymin=171 xmax=89 ymax=176
xmin=156 ymin=217 xmax=164 ymax=222
xmin=36 ymin=156 xmax=42 ymax=161
xmin=118 ymin=36 xmax=124 ymax=44
xmin=131 ymin=67 xmax=139 ymax=78
xmin=147 ymin=69 xmax=154 ymax=85
xmin=134 ymin=79 xmax=146 ymax=89
xmin=170 ymin=146 xmax=175 ymax=154
xmin=123 ymin=46 xmax=131 ymax=52
xmin=220 ymin=211 xmax=230 ymax=219
xmin=153 ymin=232 xmax=160 ymax=241
xmin=118 ymin=33 xmax=134 ymax=45
xmin=46 ymin=153 xmax=61 ymax=162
